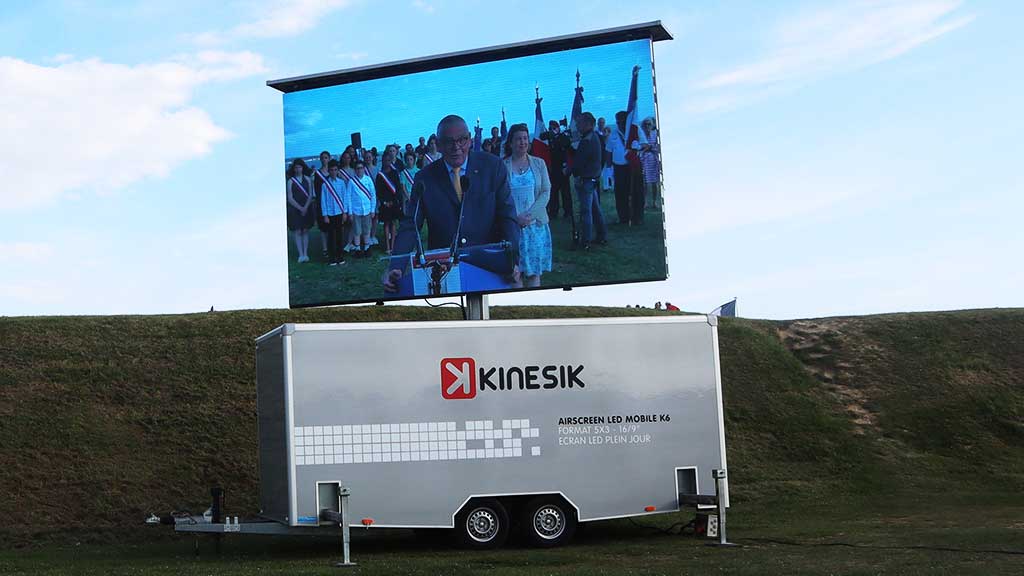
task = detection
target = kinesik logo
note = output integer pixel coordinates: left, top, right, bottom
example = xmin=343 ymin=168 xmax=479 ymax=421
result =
xmin=440 ymin=357 xmax=585 ymax=400
xmin=441 ymin=357 xmax=476 ymax=400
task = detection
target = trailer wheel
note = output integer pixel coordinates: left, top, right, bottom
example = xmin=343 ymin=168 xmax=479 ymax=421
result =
xmin=456 ymin=499 xmax=509 ymax=549
xmin=522 ymin=496 xmax=577 ymax=547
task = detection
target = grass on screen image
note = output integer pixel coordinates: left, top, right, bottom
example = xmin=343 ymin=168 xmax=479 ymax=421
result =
xmin=287 ymin=187 xmax=667 ymax=307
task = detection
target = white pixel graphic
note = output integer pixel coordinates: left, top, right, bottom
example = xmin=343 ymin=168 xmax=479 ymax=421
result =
xmin=293 ymin=419 xmax=541 ymax=466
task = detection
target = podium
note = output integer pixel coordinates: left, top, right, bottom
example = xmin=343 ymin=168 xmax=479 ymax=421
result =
xmin=390 ymin=243 xmax=514 ymax=297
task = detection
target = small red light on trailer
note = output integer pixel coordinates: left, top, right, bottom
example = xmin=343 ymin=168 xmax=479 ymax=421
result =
xmin=644 ymin=506 xmax=656 ymax=512
xmin=361 ymin=518 xmax=374 ymax=526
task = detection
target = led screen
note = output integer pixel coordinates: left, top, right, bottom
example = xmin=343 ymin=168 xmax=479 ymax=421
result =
xmin=282 ymin=38 xmax=665 ymax=307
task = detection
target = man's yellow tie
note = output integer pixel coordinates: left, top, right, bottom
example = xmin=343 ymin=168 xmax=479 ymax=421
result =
xmin=452 ymin=166 xmax=463 ymax=202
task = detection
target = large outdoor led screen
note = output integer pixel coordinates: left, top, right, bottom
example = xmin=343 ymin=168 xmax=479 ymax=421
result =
xmin=277 ymin=32 xmax=667 ymax=307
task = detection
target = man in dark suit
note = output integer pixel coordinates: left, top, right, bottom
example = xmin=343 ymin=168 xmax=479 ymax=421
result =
xmin=383 ymin=115 xmax=520 ymax=293
xmin=545 ymin=120 xmax=573 ymax=220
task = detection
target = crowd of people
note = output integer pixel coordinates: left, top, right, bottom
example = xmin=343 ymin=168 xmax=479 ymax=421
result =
xmin=627 ymin=302 xmax=681 ymax=311
xmin=286 ymin=142 xmax=433 ymax=265
xmin=285 ymin=110 xmax=662 ymax=292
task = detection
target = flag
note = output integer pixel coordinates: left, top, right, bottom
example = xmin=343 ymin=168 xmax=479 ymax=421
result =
xmin=568 ymin=77 xmax=584 ymax=142
xmin=624 ymin=65 xmax=648 ymax=169
xmin=710 ymin=298 xmax=737 ymax=318
xmin=563 ymin=72 xmax=585 ymax=172
xmin=530 ymin=95 xmax=550 ymax=165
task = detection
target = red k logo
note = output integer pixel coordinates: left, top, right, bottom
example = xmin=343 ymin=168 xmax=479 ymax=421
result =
xmin=441 ymin=357 xmax=476 ymax=399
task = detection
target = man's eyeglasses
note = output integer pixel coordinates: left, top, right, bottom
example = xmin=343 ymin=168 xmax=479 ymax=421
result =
xmin=439 ymin=135 xmax=472 ymax=149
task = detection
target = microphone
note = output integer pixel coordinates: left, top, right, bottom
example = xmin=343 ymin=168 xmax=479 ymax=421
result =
xmin=450 ymin=175 xmax=471 ymax=263
xmin=411 ymin=181 xmax=426 ymax=267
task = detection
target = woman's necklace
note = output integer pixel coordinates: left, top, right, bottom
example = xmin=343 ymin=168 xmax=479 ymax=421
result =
xmin=513 ymin=156 xmax=529 ymax=175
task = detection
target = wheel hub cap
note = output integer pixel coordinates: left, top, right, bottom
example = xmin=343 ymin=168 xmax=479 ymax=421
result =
xmin=467 ymin=508 xmax=498 ymax=542
xmin=534 ymin=506 xmax=565 ymax=539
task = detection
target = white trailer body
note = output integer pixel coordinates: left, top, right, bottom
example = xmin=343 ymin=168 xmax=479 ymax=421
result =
xmin=254 ymin=316 xmax=728 ymax=531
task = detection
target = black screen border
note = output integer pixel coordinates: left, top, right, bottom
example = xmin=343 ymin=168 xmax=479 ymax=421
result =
xmin=268 ymin=21 xmax=672 ymax=93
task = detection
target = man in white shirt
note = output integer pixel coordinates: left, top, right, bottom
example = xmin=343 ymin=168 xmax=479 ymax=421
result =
xmin=605 ymin=110 xmax=644 ymax=225
xmin=320 ymin=161 xmax=348 ymax=266
xmin=346 ymin=160 xmax=377 ymax=258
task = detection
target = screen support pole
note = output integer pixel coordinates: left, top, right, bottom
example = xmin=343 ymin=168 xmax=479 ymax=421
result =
xmin=465 ymin=294 xmax=490 ymax=320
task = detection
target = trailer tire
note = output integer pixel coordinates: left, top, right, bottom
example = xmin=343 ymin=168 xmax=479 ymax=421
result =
xmin=522 ymin=496 xmax=577 ymax=547
xmin=455 ymin=499 xmax=509 ymax=549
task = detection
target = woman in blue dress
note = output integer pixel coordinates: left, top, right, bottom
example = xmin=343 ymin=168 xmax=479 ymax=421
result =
xmin=502 ymin=123 xmax=552 ymax=287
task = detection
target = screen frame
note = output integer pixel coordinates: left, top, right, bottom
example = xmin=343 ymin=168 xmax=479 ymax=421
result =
xmin=267 ymin=21 xmax=671 ymax=93
xmin=271 ymin=22 xmax=673 ymax=309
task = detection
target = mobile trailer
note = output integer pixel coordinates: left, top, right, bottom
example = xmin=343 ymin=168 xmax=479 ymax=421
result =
xmin=183 ymin=315 xmax=729 ymax=548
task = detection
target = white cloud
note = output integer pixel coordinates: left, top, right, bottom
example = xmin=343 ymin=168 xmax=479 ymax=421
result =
xmin=0 ymin=242 xmax=54 ymax=262
xmin=0 ymin=281 xmax=66 ymax=307
xmin=292 ymin=109 xmax=324 ymax=128
xmin=0 ymin=51 xmax=267 ymax=211
xmin=677 ymin=233 xmax=1024 ymax=320
xmin=193 ymin=0 xmax=359 ymax=45
xmin=0 ymin=199 xmax=286 ymax=315
xmin=412 ymin=0 xmax=435 ymax=14
xmin=658 ymin=114 xmax=950 ymax=243
xmin=173 ymin=50 xmax=269 ymax=81
xmin=335 ymin=51 xmax=369 ymax=61
xmin=176 ymin=197 xmax=283 ymax=260
xmin=692 ymin=0 xmax=973 ymax=109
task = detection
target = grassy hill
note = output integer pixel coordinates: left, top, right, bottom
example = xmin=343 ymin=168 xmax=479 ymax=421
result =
xmin=1 ymin=306 xmax=1022 ymax=570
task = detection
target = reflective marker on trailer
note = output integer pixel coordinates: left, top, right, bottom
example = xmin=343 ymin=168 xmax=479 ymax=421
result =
xmin=644 ymin=506 xmax=656 ymax=512
xmin=361 ymin=518 xmax=374 ymax=527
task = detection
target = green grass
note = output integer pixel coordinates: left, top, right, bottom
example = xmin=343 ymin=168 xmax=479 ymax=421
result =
xmin=2 ymin=306 xmax=1023 ymax=574
xmin=2 ymin=500 xmax=1022 ymax=575
xmin=287 ymin=187 xmax=667 ymax=306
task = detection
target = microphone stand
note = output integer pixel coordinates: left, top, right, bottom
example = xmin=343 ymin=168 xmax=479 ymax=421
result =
xmin=449 ymin=175 xmax=471 ymax=266
xmin=411 ymin=182 xmax=427 ymax=269
xmin=410 ymin=181 xmax=447 ymax=294
xmin=386 ymin=241 xmax=512 ymax=296
xmin=390 ymin=172 xmax=506 ymax=296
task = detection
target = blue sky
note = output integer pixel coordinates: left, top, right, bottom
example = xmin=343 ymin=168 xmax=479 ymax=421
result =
xmin=283 ymin=39 xmax=654 ymax=159
xmin=1 ymin=0 xmax=1021 ymax=319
